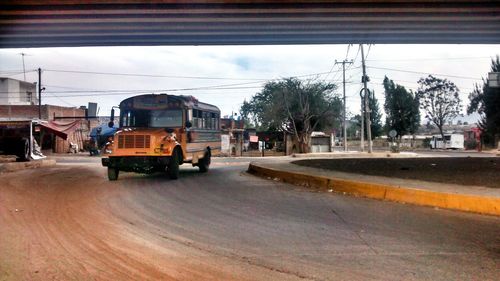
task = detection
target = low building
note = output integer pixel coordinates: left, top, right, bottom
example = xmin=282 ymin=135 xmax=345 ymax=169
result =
xmin=0 ymin=104 xmax=97 ymax=153
xmin=0 ymin=77 xmax=38 ymax=105
xmin=220 ymin=118 xmax=244 ymax=156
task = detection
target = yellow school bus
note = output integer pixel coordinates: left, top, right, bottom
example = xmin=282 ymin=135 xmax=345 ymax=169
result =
xmin=102 ymin=94 xmax=220 ymax=180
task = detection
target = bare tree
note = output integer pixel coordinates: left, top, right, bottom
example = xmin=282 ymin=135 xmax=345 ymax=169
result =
xmin=240 ymin=78 xmax=342 ymax=153
xmin=417 ymin=75 xmax=462 ymax=145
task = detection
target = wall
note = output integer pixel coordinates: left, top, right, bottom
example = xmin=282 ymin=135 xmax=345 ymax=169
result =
xmin=0 ymin=104 xmax=85 ymax=120
xmin=0 ymin=78 xmax=37 ymax=105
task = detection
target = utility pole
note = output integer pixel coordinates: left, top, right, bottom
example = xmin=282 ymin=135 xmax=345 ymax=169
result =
xmin=360 ymin=44 xmax=372 ymax=153
xmin=359 ymin=89 xmax=364 ymax=152
xmin=335 ymin=59 xmax=353 ymax=152
xmin=38 ymin=68 xmax=42 ymax=119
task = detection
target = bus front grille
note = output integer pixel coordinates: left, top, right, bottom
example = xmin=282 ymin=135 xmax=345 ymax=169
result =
xmin=118 ymin=135 xmax=151 ymax=149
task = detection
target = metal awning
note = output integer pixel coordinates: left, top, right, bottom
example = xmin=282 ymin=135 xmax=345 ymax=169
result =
xmin=38 ymin=120 xmax=81 ymax=140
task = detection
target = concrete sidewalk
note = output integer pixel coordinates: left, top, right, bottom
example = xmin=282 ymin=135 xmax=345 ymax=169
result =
xmin=248 ymin=159 xmax=500 ymax=216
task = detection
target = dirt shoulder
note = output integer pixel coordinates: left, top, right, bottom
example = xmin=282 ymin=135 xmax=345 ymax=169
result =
xmin=292 ymin=157 xmax=500 ymax=188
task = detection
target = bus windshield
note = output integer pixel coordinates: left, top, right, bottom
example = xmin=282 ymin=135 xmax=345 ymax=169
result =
xmin=121 ymin=109 xmax=183 ymax=128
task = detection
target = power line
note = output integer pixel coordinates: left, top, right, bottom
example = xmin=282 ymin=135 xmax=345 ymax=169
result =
xmin=44 ymin=84 xmax=104 ymax=91
xmin=0 ymin=69 xmax=364 ymax=97
xmin=0 ymin=69 xmax=29 ymax=73
xmin=368 ymin=76 xmax=475 ymax=91
xmin=1 ymin=86 xmax=263 ymax=99
xmin=366 ymin=66 xmax=482 ymax=81
xmin=44 ymin=92 xmax=77 ymax=107
xmin=329 ymin=46 xmax=360 ymax=85
xmin=345 ymin=44 xmax=351 ymax=60
xmin=327 ymin=64 xmax=343 ymax=84
xmin=352 ymin=45 xmax=361 ymax=65
xmin=17 ymin=68 xmax=360 ymax=94
xmin=44 ymin=69 xmax=266 ymax=81
xmin=0 ymin=70 xmax=36 ymax=77
xmin=346 ymin=69 xmax=363 ymax=82
xmin=366 ymin=56 xmax=493 ymax=62
xmin=322 ymin=62 xmax=341 ymax=82
xmin=365 ymin=45 xmax=372 ymax=60
xmin=44 ymin=68 xmax=351 ymax=82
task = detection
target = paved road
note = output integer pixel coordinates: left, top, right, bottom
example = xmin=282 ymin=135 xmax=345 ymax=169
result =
xmin=1 ymin=158 xmax=499 ymax=280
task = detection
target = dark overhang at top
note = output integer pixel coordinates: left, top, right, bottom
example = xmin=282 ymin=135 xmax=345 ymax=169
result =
xmin=1 ymin=0 xmax=499 ymax=48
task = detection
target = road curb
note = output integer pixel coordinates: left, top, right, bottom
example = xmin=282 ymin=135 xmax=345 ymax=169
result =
xmin=0 ymin=159 xmax=57 ymax=174
xmin=248 ymin=163 xmax=500 ymax=216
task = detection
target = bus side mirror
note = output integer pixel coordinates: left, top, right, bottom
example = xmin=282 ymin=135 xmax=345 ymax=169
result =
xmin=109 ymin=108 xmax=115 ymax=128
xmin=185 ymin=121 xmax=192 ymax=128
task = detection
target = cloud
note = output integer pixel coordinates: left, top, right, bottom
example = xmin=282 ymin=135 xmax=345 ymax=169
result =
xmin=0 ymin=44 xmax=498 ymax=124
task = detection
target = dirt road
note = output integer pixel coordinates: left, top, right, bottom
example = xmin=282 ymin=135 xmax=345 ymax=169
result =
xmin=1 ymin=158 xmax=499 ymax=280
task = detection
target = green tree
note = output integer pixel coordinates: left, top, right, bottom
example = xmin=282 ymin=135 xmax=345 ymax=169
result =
xmin=240 ymin=78 xmax=342 ymax=153
xmin=367 ymin=91 xmax=383 ymax=138
xmin=417 ymin=75 xmax=462 ymax=142
xmin=467 ymin=56 xmax=500 ymax=147
xmin=353 ymin=92 xmax=382 ymax=139
xmin=346 ymin=114 xmax=361 ymax=139
xmin=383 ymin=77 xmax=420 ymax=140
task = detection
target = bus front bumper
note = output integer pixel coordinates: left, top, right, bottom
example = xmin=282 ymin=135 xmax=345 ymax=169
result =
xmin=102 ymin=156 xmax=171 ymax=173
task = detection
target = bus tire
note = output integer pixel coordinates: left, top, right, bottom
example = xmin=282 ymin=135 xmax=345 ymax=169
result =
xmin=17 ymin=138 xmax=30 ymax=162
xmin=108 ymin=167 xmax=119 ymax=181
xmin=198 ymin=149 xmax=211 ymax=173
xmin=167 ymin=148 xmax=180 ymax=179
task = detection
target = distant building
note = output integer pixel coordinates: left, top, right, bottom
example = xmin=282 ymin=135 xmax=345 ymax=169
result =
xmin=0 ymin=77 xmax=37 ymax=105
xmin=220 ymin=118 xmax=245 ymax=156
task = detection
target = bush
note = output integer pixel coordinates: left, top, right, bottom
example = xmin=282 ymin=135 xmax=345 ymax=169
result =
xmin=390 ymin=144 xmax=400 ymax=153
xmin=422 ymin=138 xmax=431 ymax=148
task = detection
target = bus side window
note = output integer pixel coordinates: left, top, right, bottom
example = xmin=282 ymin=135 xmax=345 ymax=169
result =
xmin=187 ymin=109 xmax=193 ymax=126
xmin=193 ymin=109 xmax=202 ymax=128
xmin=211 ymin=113 xmax=216 ymax=130
xmin=203 ymin=112 xmax=209 ymax=129
xmin=198 ymin=110 xmax=201 ymax=128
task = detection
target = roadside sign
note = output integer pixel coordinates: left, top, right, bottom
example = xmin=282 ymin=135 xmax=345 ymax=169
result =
xmin=389 ymin=130 xmax=397 ymax=138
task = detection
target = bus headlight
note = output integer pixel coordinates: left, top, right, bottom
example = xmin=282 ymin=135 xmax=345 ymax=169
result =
xmin=157 ymin=144 xmax=171 ymax=154
xmin=163 ymin=132 xmax=176 ymax=142
xmin=104 ymin=142 xmax=113 ymax=154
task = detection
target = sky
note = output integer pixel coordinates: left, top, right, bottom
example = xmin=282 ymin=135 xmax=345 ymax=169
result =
xmin=0 ymin=44 xmax=498 ymax=124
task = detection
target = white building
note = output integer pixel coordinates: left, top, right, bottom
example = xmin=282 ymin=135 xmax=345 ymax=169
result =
xmin=0 ymin=77 xmax=37 ymax=105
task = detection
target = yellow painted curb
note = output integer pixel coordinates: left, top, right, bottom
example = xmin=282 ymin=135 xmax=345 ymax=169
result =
xmin=248 ymin=163 xmax=500 ymax=216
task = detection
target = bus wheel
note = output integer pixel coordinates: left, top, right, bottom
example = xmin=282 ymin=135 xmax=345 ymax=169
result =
xmin=17 ymin=138 xmax=30 ymax=162
xmin=167 ymin=148 xmax=180 ymax=180
xmin=108 ymin=167 xmax=119 ymax=181
xmin=198 ymin=150 xmax=211 ymax=173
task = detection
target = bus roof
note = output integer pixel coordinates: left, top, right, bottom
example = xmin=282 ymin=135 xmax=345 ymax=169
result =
xmin=119 ymin=94 xmax=220 ymax=113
